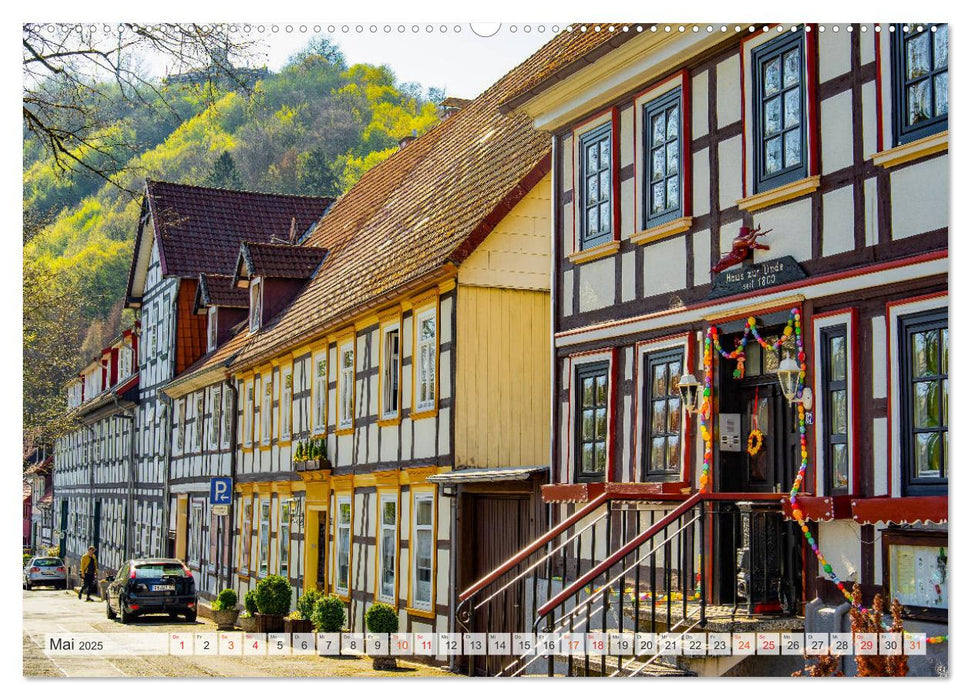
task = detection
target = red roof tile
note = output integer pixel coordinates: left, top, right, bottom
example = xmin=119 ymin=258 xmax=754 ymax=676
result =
xmin=196 ymin=274 xmax=249 ymax=311
xmin=235 ymin=242 xmax=328 ymax=282
xmin=143 ymin=181 xmax=333 ymax=279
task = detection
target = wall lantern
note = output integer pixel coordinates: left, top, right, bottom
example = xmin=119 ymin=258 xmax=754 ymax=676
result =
xmin=677 ymin=373 xmax=704 ymax=415
xmin=776 ymin=355 xmax=813 ymax=409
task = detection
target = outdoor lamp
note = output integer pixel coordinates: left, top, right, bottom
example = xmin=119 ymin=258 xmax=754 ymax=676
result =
xmin=776 ymin=355 xmax=812 ymax=409
xmin=677 ymin=373 xmax=702 ymax=415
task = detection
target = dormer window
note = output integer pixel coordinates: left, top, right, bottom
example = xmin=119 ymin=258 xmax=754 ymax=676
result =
xmin=249 ymin=278 xmax=263 ymax=333
xmin=207 ymin=307 xmax=219 ymax=352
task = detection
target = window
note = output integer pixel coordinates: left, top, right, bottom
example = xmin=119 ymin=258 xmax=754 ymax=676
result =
xmin=249 ymin=278 xmax=262 ymax=333
xmin=753 ymin=31 xmax=806 ymax=193
xmin=578 ymin=123 xmax=612 ymax=249
xmin=207 ymin=307 xmax=218 ymax=352
xmin=280 ymin=368 xmax=292 ymax=441
xmin=412 ymin=494 xmax=434 ymax=609
xmin=188 ymin=502 xmax=202 ymax=566
xmin=415 ymin=308 xmax=437 ymax=412
xmin=821 ymin=327 xmax=849 ymax=494
xmin=892 ymin=24 xmax=948 ymax=145
xmin=160 ymin=295 xmax=170 ymax=354
xmin=118 ymin=343 xmax=132 ymax=379
xmin=335 ymin=497 xmax=352 ymax=595
xmin=642 ymin=89 xmax=683 ymax=227
xmin=211 ymin=387 xmax=222 ymax=448
xmin=279 ymin=499 xmax=292 ymax=579
xmin=382 ymin=327 xmax=400 ymax=418
xmin=243 ymin=382 xmax=254 ymax=448
xmin=222 ymin=387 xmax=233 ymax=449
xmin=642 ymin=350 xmax=683 ymax=481
xmin=258 ymin=498 xmax=270 ymax=578
xmin=194 ymin=393 xmax=204 ymax=449
xmin=576 ymin=362 xmax=609 ymax=481
xmin=261 ymin=378 xmax=272 ymax=446
xmin=209 ymin=509 xmax=219 ymax=572
xmin=379 ymin=496 xmax=397 ymax=602
xmin=240 ymin=500 xmax=253 ymax=572
xmin=900 ymin=310 xmax=948 ymax=495
xmin=312 ymin=353 xmax=328 ymax=434
xmin=338 ymin=342 xmax=354 ymax=429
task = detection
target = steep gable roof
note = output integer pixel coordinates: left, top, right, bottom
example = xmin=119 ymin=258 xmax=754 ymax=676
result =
xmin=233 ymin=242 xmax=329 ymax=285
xmin=126 ymin=181 xmax=333 ymax=303
xmin=195 ymin=274 xmax=248 ymax=312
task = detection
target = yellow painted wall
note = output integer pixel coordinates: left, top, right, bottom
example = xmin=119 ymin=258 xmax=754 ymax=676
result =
xmin=456 ymin=173 xmax=551 ymax=291
xmin=455 ymin=285 xmax=551 ymax=468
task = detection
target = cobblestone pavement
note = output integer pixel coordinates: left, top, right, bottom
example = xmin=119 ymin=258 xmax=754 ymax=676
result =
xmin=22 ymin=589 xmax=456 ymax=678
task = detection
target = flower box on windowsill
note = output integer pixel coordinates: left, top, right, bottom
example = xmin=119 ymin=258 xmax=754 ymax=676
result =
xmin=294 ymin=458 xmax=332 ymax=473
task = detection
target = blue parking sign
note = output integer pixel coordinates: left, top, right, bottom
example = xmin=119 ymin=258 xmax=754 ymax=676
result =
xmin=210 ymin=477 xmax=233 ymax=505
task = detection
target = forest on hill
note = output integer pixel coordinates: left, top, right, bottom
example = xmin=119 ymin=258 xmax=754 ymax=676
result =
xmin=23 ymin=36 xmax=441 ymax=443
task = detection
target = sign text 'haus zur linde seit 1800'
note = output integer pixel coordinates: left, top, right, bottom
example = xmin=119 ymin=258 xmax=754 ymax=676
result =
xmin=708 ymin=256 xmax=807 ymax=300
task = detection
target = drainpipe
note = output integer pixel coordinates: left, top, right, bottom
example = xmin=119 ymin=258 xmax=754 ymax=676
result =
xmin=224 ymin=376 xmax=239 ymax=596
xmin=158 ymin=390 xmax=175 ymax=560
xmin=111 ymin=395 xmax=136 ymax=560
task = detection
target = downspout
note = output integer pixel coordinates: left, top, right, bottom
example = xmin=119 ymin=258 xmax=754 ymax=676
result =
xmin=548 ymin=133 xmax=560 ymax=535
xmin=111 ymin=395 xmax=136 ymax=560
xmin=158 ymin=390 xmax=175 ymax=560
xmin=225 ymin=375 xmax=239 ymax=596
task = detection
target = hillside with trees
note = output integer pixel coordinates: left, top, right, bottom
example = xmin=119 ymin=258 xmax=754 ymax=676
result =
xmin=23 ymin=36 xmax=441 ymax=445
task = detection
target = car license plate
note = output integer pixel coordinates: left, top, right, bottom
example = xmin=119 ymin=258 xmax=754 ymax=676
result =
xmin=152 ymin=584 xmax=176 ymax=592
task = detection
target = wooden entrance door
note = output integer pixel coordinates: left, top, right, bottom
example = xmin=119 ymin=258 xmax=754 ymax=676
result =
xmin=316 ymin=516 xmax=328 ymax=590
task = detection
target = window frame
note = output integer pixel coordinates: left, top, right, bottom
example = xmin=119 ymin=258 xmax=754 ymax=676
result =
xmin=410 ymin=491 xmax=435 ymax=611
xmin=211 ymin=386 xmax=221 ymax=449
xmin=891 ymin=24 xmax=948 ymax=146
xmin=188 ymin=501 xmax=203 ymax=567
xmin=377 ymin=494 xmax=398 ymax=603
xmin=240 ymin=499 xmax=253 ymax=572
xmin=249 ymin=278 xmax=263 ymax=333
xmin=338 ymin=341 xmax=355 ymax=431
xmin=207 ymin=306 xmax=218 ymax=352
xmin=335 ymin=495 xmax=352 ymax=596
xmin=641 ymin=88 xmax=685 ymax=229
xmin=752 ymin=30 xmax=808 ymax=194
xmin=257 ymin=497 xmax=270 ymax=579
xmin=380 ymin=323 xmax=402 ymax=421
xmin=311 ymin=350 xmax=328 ymax=436
xmin=577 ymin=122 xmax=614 ymax=250
xmin=413 ymin=305 xmax=438 ymax=415
xmin=280 ymin=366 xmax=293 ymax=443
xmin=899 ymin=308 xmax=948 ymax=496
xmin=574 ymin=361 xmax=611 ymax=483
xmin=243 ymin=380 xmax=254 ymax=449
xmin=194 ymin=393 xmax=204 ymax=450
xmin=260 ymin=375 xmax=272 ymax=447
xmin=279 ymin=498 xmax=292 ymax=580
xmin=641 ymin=348 xmax=685 ymax=482
xmin=820 ymin=325 xmax=850 ymax=496
xmin=881 ymin=527 xmax=948 ymax=620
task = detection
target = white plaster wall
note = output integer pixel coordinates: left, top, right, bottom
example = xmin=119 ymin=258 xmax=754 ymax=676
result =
xmin=577 ymin=257 xmax=614 ymax=313
xmin=752 ymin=197 xmax=813 ymax=262
xmin=821 ymin=92 xmax=854 ymax=175
xmin=861 ymin=81 xmax=878 ymax=158
xmin=620 ymin=177 xmax=635 ymax=237
xmin=718 ymin=136 xmax=743 ymax=210
xmin=891 ymin=155 xmax=949 ymax=239
xmin=817 ymin=28 xmax=852 ymax=82
xmin=863 ymin=177 xmax=879 ymax=247
xmin=562 ymin=268 xmax=574 ymax=313
xmin=413 ymin=418 xmax=436 ymax=460
xmin=818 ymin=520 xmax=862 ymax=583
xmin=692 ymin=71 xmax=708 ymax=138
xmin=822 ymin=186 xmax=855 ymax=257
xmin=716 ymin=54 xmax=740 ymax=128
xmin=693 ymin=231 xmax=710 ymax=288
xmin=643 ymin=237 xmax=686 ymax=296
xmin=872 ymin=417 xmax=888 ymax=495
xmin=693 ymin=148 xmax=710 ymax=217
xmin=619 ymin=106 xmax=634 ymax=167
xmin=621 ymin=250 xmax=635 ymax=302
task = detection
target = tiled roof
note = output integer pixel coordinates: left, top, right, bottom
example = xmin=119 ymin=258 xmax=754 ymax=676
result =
xmin=498 ymin=25 xmax=636 ymax=111
xmin=164 ymin=324 xmax=252 ymax=397
xmin=227 ymin=38 xmax=554 ymax=369
xmin=144 ymin=181 xmax=333 ymax=279
xmin=235 ymin=242 xmax=328 ymax=283
xmin=197 ymin=274 xmax=248 ymax=311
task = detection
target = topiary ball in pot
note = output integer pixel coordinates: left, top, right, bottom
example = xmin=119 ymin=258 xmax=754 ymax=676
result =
xmin=296 ymin=589 xmax=324 ymax=622
xmin=213 ymin=588 xmax=238 ymax=611
xmin=365 ymin=602 xmax=399 ymax=670
xmin=254 ymin=574 xmax=292 ymax=616
xmin=244 ymin=588 xmax=259 ymax=616
xmin=312 ymin=595 xmax=346 ymax=634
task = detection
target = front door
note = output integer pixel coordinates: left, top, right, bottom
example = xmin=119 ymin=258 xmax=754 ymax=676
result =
xmin=712 ymin=324 xmax=803 ymax=612
xmin=316 ymin=517 xmax=328 ymax=590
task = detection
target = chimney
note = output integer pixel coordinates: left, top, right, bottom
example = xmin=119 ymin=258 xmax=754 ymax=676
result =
xmin=438 ymin=96 xmax=472 ymax=119
xmin=398 ymin=129 xmax=418 ymax=150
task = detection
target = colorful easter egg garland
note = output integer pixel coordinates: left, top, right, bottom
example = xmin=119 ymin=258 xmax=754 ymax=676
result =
xmin=698 ymin=309 xmax=946 ymax=645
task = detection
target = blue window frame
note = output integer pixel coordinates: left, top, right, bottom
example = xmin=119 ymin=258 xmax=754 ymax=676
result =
xmin=642 ymin=89 xmax=683 ymax=228
xmin=753 ymin=31 xmax=807 ymax=193
xmin=578 ymin=124 xmax=613 ymax=249
xmin=891 ymin=24 xmax=948 ymax=146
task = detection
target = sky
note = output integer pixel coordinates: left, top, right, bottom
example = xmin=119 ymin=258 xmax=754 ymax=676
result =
xmin=230 ymin=23 xmax=554 ymax=100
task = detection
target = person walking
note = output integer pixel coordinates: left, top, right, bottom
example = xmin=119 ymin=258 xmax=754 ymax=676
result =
xmin=78 ymin=546 xmax=97 ymax=602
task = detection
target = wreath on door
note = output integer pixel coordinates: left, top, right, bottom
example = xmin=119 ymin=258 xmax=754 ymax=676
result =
xmin=746 ymin=386 xmax=764 ymax=457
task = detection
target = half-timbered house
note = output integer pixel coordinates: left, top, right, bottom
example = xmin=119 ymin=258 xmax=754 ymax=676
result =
xmin=459 ymin=23 xmax=948 ymax=676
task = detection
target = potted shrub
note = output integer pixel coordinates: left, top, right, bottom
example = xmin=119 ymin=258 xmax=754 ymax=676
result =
xmin=253 ymin=574 xmax=292 ymax=633
xmin=284 ymin=610 xmax=314 ymax=634
xmin=365 ymin=602 xmax=399 ymax=671
xmin=311 ymin=594 xmax=346 ymax=634
xmin=211 ymin=588 xmax=240 ymax=630
xmin=316 ymin=439 xmax=332 ymax=470
xmin=238 ymin=589 xmax=258 ymax=632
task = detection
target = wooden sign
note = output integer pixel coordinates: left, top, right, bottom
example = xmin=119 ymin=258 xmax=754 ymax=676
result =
xmin=708 ymin=256 xmax=807 ymax=299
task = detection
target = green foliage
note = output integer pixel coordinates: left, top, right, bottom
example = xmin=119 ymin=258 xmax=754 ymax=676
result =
xmin=244 ymin=588 xmax=258 ymax=615
xmin=213 ymin=588 xmax=238 ymax=611
xmin=296 ymin=589 xmax=324 ymax=620
xmin=23 ymin=553 xmax=32 ymax=567
xmin=294 ymin=441 xmax=305 ymax=461
xmin=311 ymin=595 xmax=346 ymax=633
xmin=23 ymin=36 xmax=443 ymax=443
xmin=253 ymin=574 xmax=292 ymax=616
xmin=365 ymin=602 xmax=399 ymax=634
